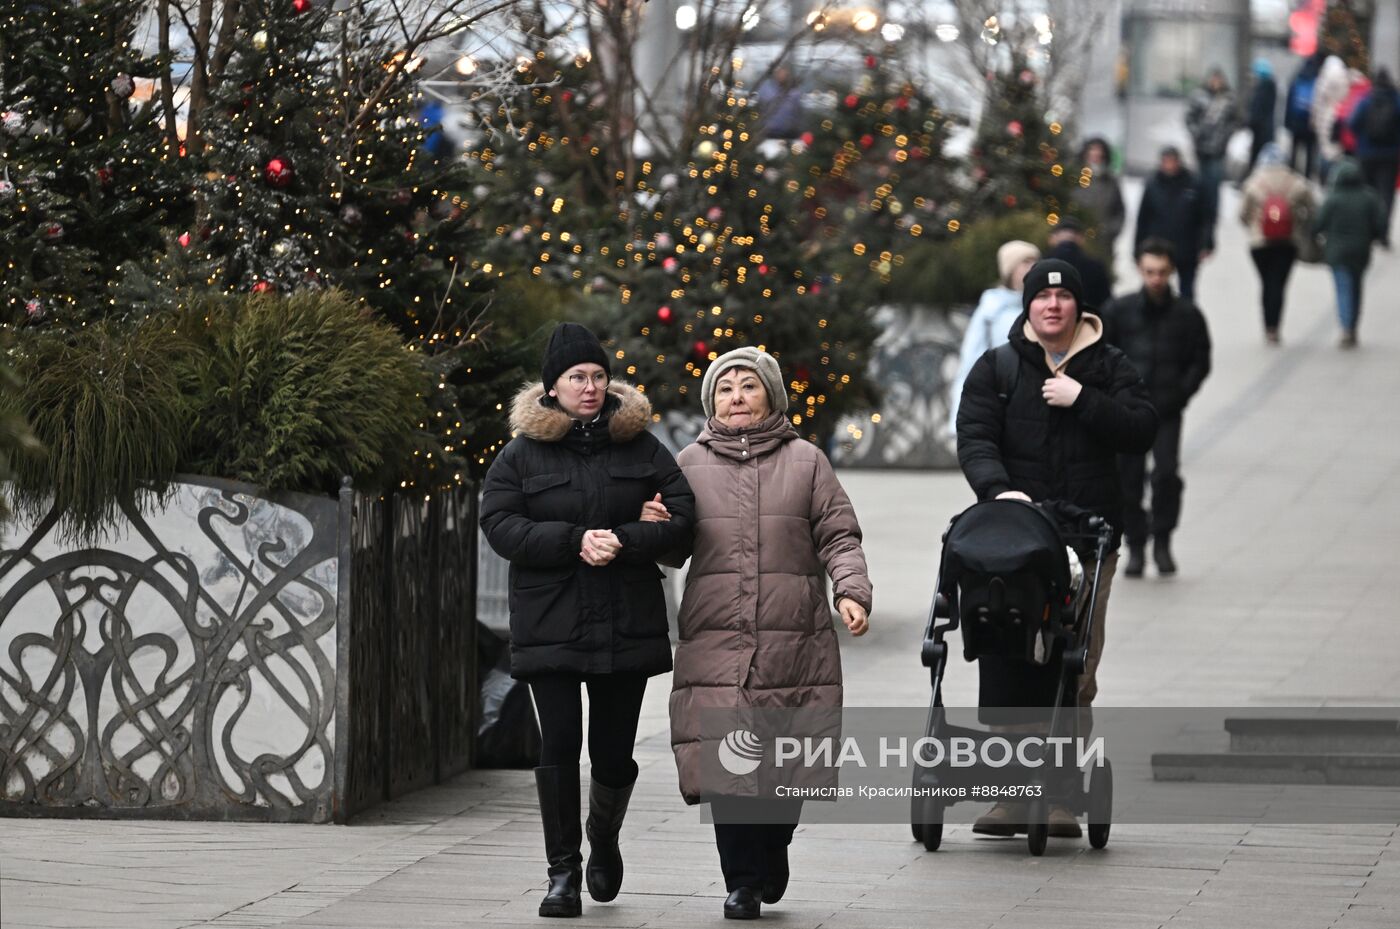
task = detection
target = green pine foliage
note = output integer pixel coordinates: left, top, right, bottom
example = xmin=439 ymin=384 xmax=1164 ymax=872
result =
xmin=2 ymin=320 xmax=190 ymax=543
xmin=967 ymin=59 xmax=1079 ymax=226
xmin=0 ymin=0 xmax=187 ymax=323
xmin=176 ymin=290 xmax=430 ymax=494
xmin=0 ymin=348 xmax=42 ymax=524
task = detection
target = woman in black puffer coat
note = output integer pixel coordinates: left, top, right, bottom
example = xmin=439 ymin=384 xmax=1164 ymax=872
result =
xmin=481 ymin=322 xmax=694 ymax=919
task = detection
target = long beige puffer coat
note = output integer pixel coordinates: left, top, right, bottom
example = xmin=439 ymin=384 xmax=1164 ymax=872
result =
xmin=669 ymin=412 xmax=872 ymax=804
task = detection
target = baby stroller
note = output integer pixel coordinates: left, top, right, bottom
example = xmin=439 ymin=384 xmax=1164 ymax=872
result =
xmin=909 ymin=498 xmax=1114 ymax=856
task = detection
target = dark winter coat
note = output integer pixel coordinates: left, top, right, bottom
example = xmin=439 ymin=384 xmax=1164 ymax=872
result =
xmin=1101 ymin=290 xmax=1212 ymax=420
xmin=1313 ymin=158 xmax=1388 ymax=272
xmin=1347 ymin=86 xmax=1400 ymax=161
xmin=1135 ymin=168 xmax=1215 ymax=259
xmin=480 ymin=381 xmax=695 ymax=680
xmin=1249 ymin=75 xmax=1277 ymax=136
xmin=1046 ymin=241 xmax=1112 ymax=309
xmin=956 ymin=314 xmax=1158 ymax=548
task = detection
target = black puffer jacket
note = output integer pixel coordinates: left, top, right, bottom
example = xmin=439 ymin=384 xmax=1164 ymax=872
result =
xmin=1102 ymin=290 xmax=1212 ymax=419
xmin=1135 ymin=168 xmax=1215 ymax=257
xmin=481 ymin=381 xmax=695 ymax=680
xmin=956 ymin=315 xmax=1158 ymax=548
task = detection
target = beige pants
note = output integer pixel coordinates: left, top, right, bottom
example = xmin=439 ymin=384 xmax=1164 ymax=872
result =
xmin=1076 ymin=551 xmax=1118 ymax=707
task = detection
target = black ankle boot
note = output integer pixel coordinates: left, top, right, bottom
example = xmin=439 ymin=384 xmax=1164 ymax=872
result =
xmin=724 ymin=887 xmax=762 ymax=919
xmin=535 ymin=766 xmax=582 ymax=918
xmin=585 ymin=776 xmax=635 ymax=903
xmin=1153 ymin=534 xmax=1177 ymax=576
xmin=762 ymin=844 xmax=789 ymax=904
xmin=1124 ymin=543 xmax=1146 ymax=578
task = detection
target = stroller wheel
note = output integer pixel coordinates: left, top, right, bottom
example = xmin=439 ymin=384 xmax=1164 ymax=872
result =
xmin=1088 ymin=759 xmax=1113 ymax=849
xmin=911 ymin=795 xmax=943 ymax=850
xmin=1026 ymin=798 xmax=1048 ymax=857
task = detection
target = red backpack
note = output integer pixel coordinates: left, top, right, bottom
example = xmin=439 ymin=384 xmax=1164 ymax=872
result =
xmin=1261 ymin=193 xmax=1293 ymax=241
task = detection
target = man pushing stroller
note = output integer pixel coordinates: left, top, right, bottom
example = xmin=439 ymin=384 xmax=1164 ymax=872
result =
xmin=955 ymin=259 xmax=1158 ymax=837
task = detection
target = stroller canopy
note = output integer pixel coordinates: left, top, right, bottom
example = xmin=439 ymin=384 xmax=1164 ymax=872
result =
xmin=941 ymin=500 xmax=1070 ymax=591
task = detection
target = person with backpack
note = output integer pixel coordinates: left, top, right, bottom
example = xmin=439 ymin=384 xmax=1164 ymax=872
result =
xmin=1101 ymin=240 xmax=1212 ymax=579
xmin=1286 ymin=53 xmax=1325 ymax=179
xmin=1239 ymin=143 xmax=1318 ymax=343
xmin=1347 ymin=68 xmax=1400 ymax=242
xmin=956 ymin=259 xmax=1156 ymax=837
xmin=1314 ymin=157 xmax=1388 ymax=348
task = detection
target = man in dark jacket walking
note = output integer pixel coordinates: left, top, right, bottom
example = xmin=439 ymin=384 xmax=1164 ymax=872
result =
xmin=957 ymin=258 xmax=1157 ymax=838
xmin=1246 ymin=58 xmax=1278 ymax=175
xmin=1102 ymin=240 xmax=1212 ymax=578
xmin=1135 ymin=147 xmax=1215 ymax=301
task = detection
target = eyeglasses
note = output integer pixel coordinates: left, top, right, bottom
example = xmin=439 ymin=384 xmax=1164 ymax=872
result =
xmin=565 ymin=371 xmax=610 ymax=389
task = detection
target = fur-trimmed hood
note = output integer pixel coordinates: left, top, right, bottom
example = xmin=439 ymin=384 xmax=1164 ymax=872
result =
xmin=509 ymin=380 xmax=653 ymax=443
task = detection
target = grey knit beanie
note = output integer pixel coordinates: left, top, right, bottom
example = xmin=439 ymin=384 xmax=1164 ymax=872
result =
xmin=701 ymin=347 xmax=788 ymax=418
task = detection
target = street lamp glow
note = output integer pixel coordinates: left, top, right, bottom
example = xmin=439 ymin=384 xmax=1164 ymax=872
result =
xmin=852 ymin=9 xmax=880 ymax=32
xmin=881 ymin=22 xmax=905 ymax=42
xmin=676 ymin=4 xmax=697 ymax=30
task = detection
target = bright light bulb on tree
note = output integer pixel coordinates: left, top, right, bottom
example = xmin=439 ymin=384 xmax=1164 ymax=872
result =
xmin=853 ymin=9 xmax=879 ymax=32
xmin=676 ymin=4 xmax=697 ymax=30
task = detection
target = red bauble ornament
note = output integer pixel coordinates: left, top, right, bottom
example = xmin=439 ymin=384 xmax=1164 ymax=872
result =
xmin=252 ymin=280 xmax=274 ymax=293
xmin=811 ymin=282 xmax=823 ymax=295
xmin=844 ymin=94 xmax=859 ymax=109
xmin=1007 ymin=120 xmax=1024 ymax=138
xmin=693 ymin=340 xmax=708 ymax=357
xmin=96 ymin=167 xmax=114 ymax=187
xmin=795 ymin=365 xmax=811 ymax=382
xmin=800 ymin=131 xmax=815 ymax=146
xmin=40 ymin=222 xmax=64 ymax=242
xmin=292 ymin=0 xmax=311 ymax=12
xmin=657 ymin=305 xmax=673 ymax=323
xmin=864 ymin=55 xmax=878 ymax=69
xmin=1003 ymin=194 xmax=1018 ymax=208
xmin=860 ymin=134 xmax=875 ymax=149
xmin=264 ymin=157 xmax=294 ymax=188
xmin=758 ymin=264 xmax=769 ymax=275
xmin=561 ymin=91 xmax=573 ymax=103
xmin=663 ymin=257 xmax=679 ymax=272
xmin=177 ymin=231 xmax=192 ymax=248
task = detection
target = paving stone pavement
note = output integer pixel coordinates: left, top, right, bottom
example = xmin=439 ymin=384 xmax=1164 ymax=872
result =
xmin=2 ymin=183 xmax=1398 ymax=929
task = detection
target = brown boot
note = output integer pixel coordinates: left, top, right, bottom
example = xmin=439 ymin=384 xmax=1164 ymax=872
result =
xmin=1048 ymin=804 xmax=1083 ymax=839
xmin=972 ymin=802 xmax=1026 ymax=837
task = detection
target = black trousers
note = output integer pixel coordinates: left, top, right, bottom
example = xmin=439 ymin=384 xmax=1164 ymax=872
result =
xmin=1361 ymin=156 xmax=1398 ymax=239
xmin=1291 ymin=132 xmax=1318 ymax=180
xmin=712 ymin=798 xmax=803 ymax=892
xmin=1176 ymin=259 xmax=1199 ymax=303
xmin=1250 ymin=243 xmax=1297 ymax=332
xmin=529 ymin=673 xmax=648 ymax=788
xmin=1119 ymin=413 xmax=1185 ymax=545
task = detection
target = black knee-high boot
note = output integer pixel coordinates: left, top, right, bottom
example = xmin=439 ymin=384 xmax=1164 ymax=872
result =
xmin=534 ymin=766 xmax=582 ymax=918
xmin=584 ymin=776 xmax=635 ymax=902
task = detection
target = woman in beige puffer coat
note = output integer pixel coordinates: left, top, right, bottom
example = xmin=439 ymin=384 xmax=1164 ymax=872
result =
xmin=660 ymin=346 xmax=872 ymax=920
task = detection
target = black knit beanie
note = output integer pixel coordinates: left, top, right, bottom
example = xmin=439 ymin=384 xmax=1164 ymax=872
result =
xmin=1021 ymin=259 xmax=1088 ymax=314
xmin=541 ymin=322 xmax=611 ymax=390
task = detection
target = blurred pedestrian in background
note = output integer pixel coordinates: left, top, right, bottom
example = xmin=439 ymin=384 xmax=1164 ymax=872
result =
xmin=1135 ymin=146 xmax=1214 ymax=301
xmin=756 ymin=66 xmax=804 ymax=141
xmin=1347 ymin=68 xmax=1400 ymax=242
xmin=1239 ymin=143 xmax=1317 ymax=344
xmin=1314 ymin=158 xmax=1388 ymax=348
xmin=947 ymin=240 xmax=1041 ymax=435
xmin=1073 ymin=137 xmax=1126 ymax=247
xmin=1046 ymin=216 xmax=1112 ymax=309
xmin=1311 ymin=55 xmax=1351 ymax=182
xmin=1187 ymin=67 xmax=1242 ymax=218
xmin=1102 ymin=240 xmax=1211 ymax=579
xmin=1286 ymin=52 xmax=1325 ymax=179
xmin=1246 ymin=58 xmax=1278 ymax=176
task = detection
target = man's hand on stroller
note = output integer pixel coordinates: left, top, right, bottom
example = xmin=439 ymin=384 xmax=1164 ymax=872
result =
xmin=996 ymin=490 xmax=1033 ymax=502
xmin=837 ymin=598 xmax=869 ymax=637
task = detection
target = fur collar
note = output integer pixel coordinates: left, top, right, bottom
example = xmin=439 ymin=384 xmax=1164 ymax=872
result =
xmin=509 ymin=381 xmax=653 ymax=444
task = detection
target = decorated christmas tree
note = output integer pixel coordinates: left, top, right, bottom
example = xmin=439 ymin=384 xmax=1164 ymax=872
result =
xmin=966 ymin=58 xmax=1078 ymax=229
xmin=0 ymin=0 xmax=186 ymax=324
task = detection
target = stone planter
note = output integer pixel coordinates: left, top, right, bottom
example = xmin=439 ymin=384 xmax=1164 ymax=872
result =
xmin=0 ymin=476 xmax=477 ymax=823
